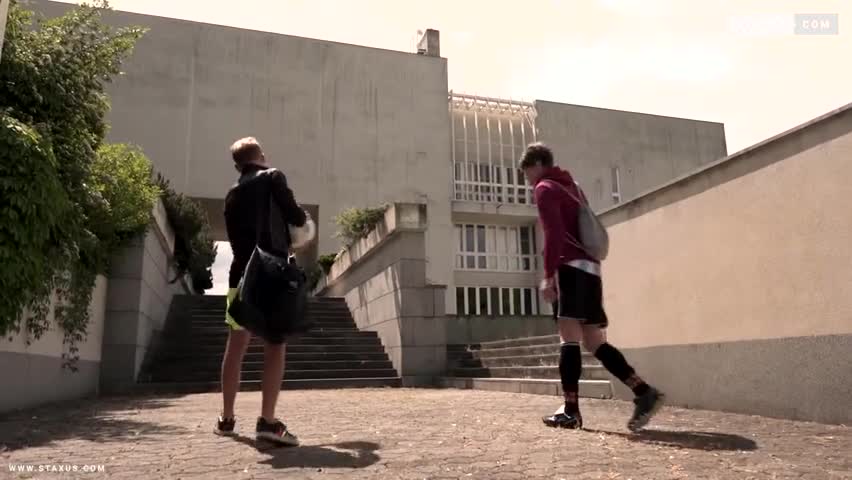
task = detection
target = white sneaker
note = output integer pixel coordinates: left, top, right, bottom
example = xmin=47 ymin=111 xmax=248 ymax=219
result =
xmin=255 ymin=417 xmax=299 ymax=446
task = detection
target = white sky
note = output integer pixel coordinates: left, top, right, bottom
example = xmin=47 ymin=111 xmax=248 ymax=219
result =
xmin=52 ymin=0 xmax=851 ymax=294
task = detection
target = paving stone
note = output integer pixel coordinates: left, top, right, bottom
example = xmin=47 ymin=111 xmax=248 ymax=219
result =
xmin=1 ymin=389 xmax=850 ymax=479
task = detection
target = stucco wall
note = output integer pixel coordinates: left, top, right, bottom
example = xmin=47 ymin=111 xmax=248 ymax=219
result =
xmin=599 ymin=103 xmax=852 ymax=423
xmin=33 ymin=0 xmax=453 ymax=295
xmin=0 ymin=276 xmax=108 ymax=413
xmin=535 ymin=100 xmax=727 ymax=212
xmin=100 ymin=200 xmax=190 ymax=393
xmin=320 ymin=204 xmax=447 ymax=385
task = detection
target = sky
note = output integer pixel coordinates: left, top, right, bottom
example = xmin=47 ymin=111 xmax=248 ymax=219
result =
xmin=53 ymin=0 xmax=850 ymax=294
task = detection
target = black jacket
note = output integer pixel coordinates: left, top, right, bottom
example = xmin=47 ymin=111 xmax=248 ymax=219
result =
xmin=224 ymin=165 xmax=306 ymax=288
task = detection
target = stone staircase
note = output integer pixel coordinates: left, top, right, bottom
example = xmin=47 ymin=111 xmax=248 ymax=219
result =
xmin=135 ymin=295 xmax=401 ymax=393
xmin=438 ymin=334 xmax=613 ymax=399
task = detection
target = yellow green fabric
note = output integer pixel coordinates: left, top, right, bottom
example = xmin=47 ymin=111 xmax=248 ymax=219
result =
xmin=225 ymin=287 xmax=243 ymax=330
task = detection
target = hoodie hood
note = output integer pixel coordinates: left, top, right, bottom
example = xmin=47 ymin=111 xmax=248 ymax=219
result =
xmin=538 ymin=166 xmax=576 ymax=189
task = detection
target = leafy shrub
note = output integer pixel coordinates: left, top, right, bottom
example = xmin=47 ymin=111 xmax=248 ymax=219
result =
xmin=156 ymin=175 xmax=216 ymax=294
xmin=333 ymin=205 xmax=388 ymax=246
xmin=317 ymin=253 xmax=338 ymax=274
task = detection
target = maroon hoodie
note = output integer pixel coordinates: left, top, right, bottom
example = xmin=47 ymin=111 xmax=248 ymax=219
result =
xmin=534 ymin=166 xmax=597 ymax=279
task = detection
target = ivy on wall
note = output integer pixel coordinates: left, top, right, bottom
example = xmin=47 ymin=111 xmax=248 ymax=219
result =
xmin=0 ymin=1 xmax=219 ymax=370
xmin=156 ymin=175 xmax=216 ymax=294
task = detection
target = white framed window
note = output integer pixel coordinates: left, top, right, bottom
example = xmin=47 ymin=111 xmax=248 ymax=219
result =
xmin=455 ymin=286 xmax=540 ymax=316
xmin=450 ymin=94 xmax=537 ymax=205
xmin=454 ymin=224 xmax=538 ymax=272
xmin=611 ymin=166 xmax=622 ymax=204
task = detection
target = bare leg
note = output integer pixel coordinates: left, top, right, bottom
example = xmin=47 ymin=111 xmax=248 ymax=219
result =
xmin=261 ymin=341 xmax=286 ymax=421
xmin=221 ymin=329 xmax=251 ymax=418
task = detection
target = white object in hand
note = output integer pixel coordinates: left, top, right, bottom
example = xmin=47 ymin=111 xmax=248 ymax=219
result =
xmin=288 ymin=211 xmax=316 ymax=250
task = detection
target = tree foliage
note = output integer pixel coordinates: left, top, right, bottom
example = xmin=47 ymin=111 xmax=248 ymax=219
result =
xmin=0 ymin=0 xmax=153 ymax=369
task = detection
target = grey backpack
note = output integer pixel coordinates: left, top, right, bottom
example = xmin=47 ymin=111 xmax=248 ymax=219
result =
xmin=543 ymin=180 xmax=610 ymax=261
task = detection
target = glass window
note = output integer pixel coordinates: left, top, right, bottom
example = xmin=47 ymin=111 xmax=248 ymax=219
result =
xmin=501 ymin=288 xmax=511 ymax=315
xmin=466 ymin=256 xmax=475 ymax=269
xmin=479 ymin=287 xmax=489 ymax=315
xmin=523 ymin=289 xmax=533 ymax=315
xmin=520 ymin=226 xmax=531 ymax=254
xmin=467 ymin=287 xmax=477 ymax=315
xmin=456 ymin=287 xmax=465 ymax=315
xmin=476 ymin=226 xmax=486 ymax=253
xmin=490 ymin=287 xmax=500 ymax=316
xmin=455 ymin=225 xmax=463 ymax=252
xmin=513 ymin=289 xmax=522 ymax=317
xmin=464 ymin=225 xmax=474 ymax=252
xmin=477 ymin=256 xmax=486 ymax=269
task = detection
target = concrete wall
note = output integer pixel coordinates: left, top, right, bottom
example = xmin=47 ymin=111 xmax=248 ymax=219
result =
xmin=100 ymin=200 xmax=190 ymax=393
xmin=599 ymin=103 xmax=852 ymax=424
xmin=320 ymin=203 xmax=447 ymax=385
xmin=535 ymin=101 xmax=727 ymax=212
xmin=34 ymin=0 xmax=452 ymax=293
xmin=446 ymin=315 xmax=553 ymax=346
xmin=0 ymin=277 xmax=108 ymax=413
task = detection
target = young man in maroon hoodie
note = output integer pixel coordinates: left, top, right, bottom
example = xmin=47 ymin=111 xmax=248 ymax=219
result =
xmin=520 ymin=142 xmax=664 ymax=431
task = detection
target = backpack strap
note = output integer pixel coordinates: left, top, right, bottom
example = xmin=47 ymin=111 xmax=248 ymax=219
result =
xmin=537 ymin=179 xmax=591 ymax=256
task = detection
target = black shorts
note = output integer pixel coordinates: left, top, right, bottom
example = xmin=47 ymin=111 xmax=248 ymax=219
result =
xmin=552 ymin=265 xmax=608 ymax=328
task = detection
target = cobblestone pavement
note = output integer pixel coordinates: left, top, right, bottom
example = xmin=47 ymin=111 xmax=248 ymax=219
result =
xmin=1 ymin=388 xmax=850 ymax=479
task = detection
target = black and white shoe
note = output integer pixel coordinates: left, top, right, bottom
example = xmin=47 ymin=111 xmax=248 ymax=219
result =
xmin=628 ymin=387 xmax=665 ymax=432
xmin=214 ymin=415 xmax=236 ymax=436
xmin=256 ymin=417 xmax=300 ymax=446
xmin=543 ymin=411 xmax=583 ymax=429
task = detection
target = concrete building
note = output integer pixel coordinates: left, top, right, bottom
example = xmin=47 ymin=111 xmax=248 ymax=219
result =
xmin=34 ymin=0 xmax=727 ymax=315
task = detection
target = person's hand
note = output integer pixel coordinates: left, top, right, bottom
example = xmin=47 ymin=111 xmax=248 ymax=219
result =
xmin=540 ymin=277 xmax=557 ymax=303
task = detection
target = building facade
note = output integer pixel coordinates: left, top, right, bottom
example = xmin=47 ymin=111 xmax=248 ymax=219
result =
xmin=35 ymin=0 xmax=728 ymax=314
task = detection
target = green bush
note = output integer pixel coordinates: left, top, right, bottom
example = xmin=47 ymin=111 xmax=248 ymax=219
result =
xmin=317 ymin=253 xmax=338 ymax=274
xmin=156 ymin=175 xmax=216 ymax=294
xmin=0 ymin=0 xmax=150 ymax=369
xmin=89 ymin=144 xmax=162 ymax=251
xmin=333 ymin=205 xmax=389 ymax=246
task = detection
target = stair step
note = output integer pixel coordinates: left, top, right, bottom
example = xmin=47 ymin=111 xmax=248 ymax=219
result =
xmin=461 ymin=344 xmax=563 ymax=359
xmin=156 ymin=360 xmax=394 ymax=373
xmin=451 ymin=365 xmax=608 ymax=381
xmin=454 ymin=353 xmax=598 ymax=368
xmin=437 ymin=377 xmax=612 ymax=399
xmin=125 ymin=377 xmax=401 ymax=394
xmin=149 ymin=368 xmax=398 ymax=382
xmin=156 ymin=351 xmax=391 ymax=363
xmin=185 ymin=330 xmax=374 ymax=339
xmin=473 ymin=334 xmax=562 ymax=350
xmin=158 ymin=344 xmax=388 ymax=355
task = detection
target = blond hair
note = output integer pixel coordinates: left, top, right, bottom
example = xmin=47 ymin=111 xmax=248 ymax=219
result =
xmin=230 ymin=137 xmax=263 ymax=165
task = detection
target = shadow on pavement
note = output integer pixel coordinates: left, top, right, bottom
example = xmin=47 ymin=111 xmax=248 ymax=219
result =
xmin=230 ymin=436 xmax=381 ymax=469
xmin=0 ymin=396 xmax=188 ymax=452
xmin=585 ymin=428 xmax=758 ymax=451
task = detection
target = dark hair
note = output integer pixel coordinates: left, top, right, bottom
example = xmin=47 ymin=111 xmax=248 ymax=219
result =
xmin=519 ymin=142 xmax=554 ymax=169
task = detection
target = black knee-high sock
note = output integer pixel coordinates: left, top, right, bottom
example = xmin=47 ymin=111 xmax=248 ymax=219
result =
xmin=559 ymin=342 xmax=582 ymax=413
xmin=593 ymin=343 xmax=650 ymax=396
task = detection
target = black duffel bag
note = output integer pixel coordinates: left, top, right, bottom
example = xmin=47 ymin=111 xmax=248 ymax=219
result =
xmin=227 ymin=174 xmax=313 ymax=343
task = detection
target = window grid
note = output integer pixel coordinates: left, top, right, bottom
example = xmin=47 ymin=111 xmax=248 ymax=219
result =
xmin=450 ymin=95 xmax=537 ymax=205
xmin=455 ymin=286 xmax=541 ymax=316
xmin=455 ymin=224 xmax=538 ymax=272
